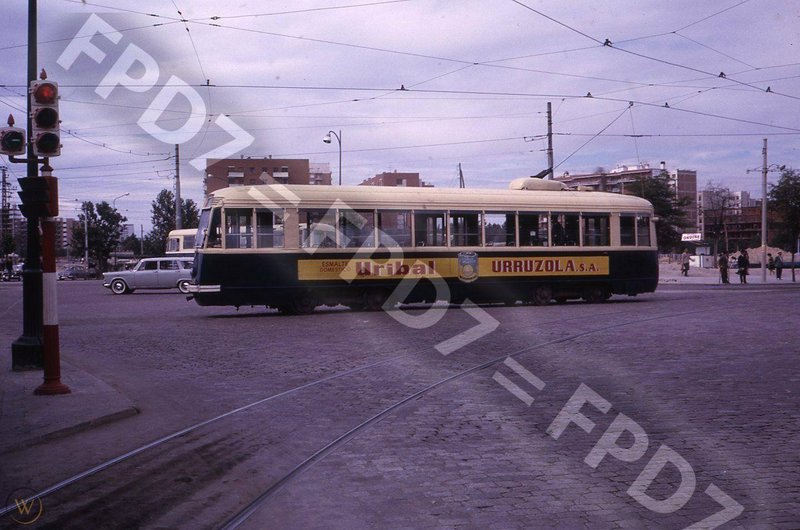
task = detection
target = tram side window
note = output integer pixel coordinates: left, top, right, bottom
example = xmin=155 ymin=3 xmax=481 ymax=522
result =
xmin=551 ymin=213 xmax=580 ymax=246
xmin=637 ymin=215 xmax=651 ymax=246
xmin=339 ymin=209 xmax=375 ymax=248
xmin=255 ymin=208 xmax=284 ymax=248
xmin=299 ymin=208 xmax=337 ymax=248
xmin=449 ymin=211 xmax=481 ymax=246
xmin=583 ymin=214 xmax=610 ymax=246
xmin=225 ymin=208 xmax=253 ymax=249
xmin=414 ymin=212 xmax=446 ymax=247
xmin=518 ymin=213 xmax=548 ymax=246
xmin=620 ymin=215 xmax=636 ymax=246
xmin=377 ymin=210 xmax=411 ymax=247
xmin=484 ymin=213 xmax=516 ymax=246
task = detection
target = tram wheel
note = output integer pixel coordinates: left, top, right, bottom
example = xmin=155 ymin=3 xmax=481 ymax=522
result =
xmin=363 ymin=288 xmax=388 ymax=311
xmin=531 ymin=285 xmax=552 ymax=306
xmin=554 ymin=297 xmax=568 ymax=304
xmin=583 ymin=286 xmax=608 ymax=304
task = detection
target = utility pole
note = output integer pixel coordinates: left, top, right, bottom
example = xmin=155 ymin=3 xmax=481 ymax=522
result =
xmin=175 ymin=144 xmax=182 ymax=230
xmin=761 ymin=138 xmax=768 ymax=284
xmin=12 ymin=0 xmax=44 ymax=369
xmin=1 ymin=166 xmax=9 ymax=248
xmin=546 ymin=102 xmax=554 ymax=178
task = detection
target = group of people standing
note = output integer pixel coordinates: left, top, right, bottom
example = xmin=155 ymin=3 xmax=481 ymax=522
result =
xmin=716 ymin=250 xmax=785 ymax=284
xmin=680 ymin=249 xmax=789 ymax=283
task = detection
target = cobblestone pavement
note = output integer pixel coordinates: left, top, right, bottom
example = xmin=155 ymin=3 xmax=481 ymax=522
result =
xmin=1 ymin=281 xmax=798 ymax=529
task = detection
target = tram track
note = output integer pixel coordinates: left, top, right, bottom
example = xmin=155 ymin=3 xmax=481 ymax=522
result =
xmin=2 ymin=300 xmax=735 ymax=528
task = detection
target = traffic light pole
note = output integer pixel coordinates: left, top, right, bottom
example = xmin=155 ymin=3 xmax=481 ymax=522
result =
xmin=11 ymin=0 xmax=43 ymax=370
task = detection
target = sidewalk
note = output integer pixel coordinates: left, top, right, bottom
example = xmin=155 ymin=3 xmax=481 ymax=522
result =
xmin=659 ymin=262 xmax=799 ymax=285
xmin=0 ymin=359 xmax=138 ymax=454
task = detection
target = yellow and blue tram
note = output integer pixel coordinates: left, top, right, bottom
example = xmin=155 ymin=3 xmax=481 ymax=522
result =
xmin=187 ymin=178 xmax=658 ymax=313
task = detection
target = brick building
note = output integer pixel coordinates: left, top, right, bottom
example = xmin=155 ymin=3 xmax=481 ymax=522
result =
xmin=204 ymin=157 xmax=332 ymax=195
xmin=359 ymin=171 xmax=433 ymax=187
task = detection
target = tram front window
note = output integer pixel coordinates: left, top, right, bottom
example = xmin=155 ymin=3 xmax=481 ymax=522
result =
xmin=637 ymin=215 xmax=651 ymax=246
xmin=198 ymin=208 xmax=221 ymax=248
xmin=620 ymin=215 xmax=636 ymax=246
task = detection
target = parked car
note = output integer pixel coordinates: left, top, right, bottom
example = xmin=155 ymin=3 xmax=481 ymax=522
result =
xmin=2 ymin=264 xmax=21 ymax=281
xmin=102 ymin=257 xmax=193 ymax=295
xmin=58 ymin=265 xmax=91 ymax=280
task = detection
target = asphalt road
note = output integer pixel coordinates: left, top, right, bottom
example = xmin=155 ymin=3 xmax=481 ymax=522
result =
xmin=1 ymin=281 xmax=799 ymax=529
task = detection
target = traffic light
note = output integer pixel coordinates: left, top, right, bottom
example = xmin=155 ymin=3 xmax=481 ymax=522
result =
xmin=0 ymin=114 xmax=26 ymax=156
xmin=18 ymin=176 xmax=58 ymax=218
xmin=30 ymin=80 xmax=61 ymax=157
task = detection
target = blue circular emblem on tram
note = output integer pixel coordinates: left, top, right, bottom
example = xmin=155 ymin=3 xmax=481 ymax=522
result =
xmin=457 ymin=251 xmax=479 ymax=283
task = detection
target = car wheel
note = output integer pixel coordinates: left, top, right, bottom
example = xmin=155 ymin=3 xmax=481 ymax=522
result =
xmin=110 ymin=279 xmax=129 ymax=295
xmin=177 ymin=280 xmax=191 ymax=294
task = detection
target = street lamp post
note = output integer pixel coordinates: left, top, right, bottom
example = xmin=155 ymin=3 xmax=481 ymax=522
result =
xmin=323 ymin=130 xmax=342 ymax=185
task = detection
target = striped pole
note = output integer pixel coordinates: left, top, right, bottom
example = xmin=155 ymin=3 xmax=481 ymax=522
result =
xmin=35 ymin=164 xmax=69 ymax=395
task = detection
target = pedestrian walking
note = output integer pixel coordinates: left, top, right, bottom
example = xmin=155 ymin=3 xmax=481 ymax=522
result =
xmin=718 ymin=253 xmax=729 ymax=284
xmin=775 ymin=252 xmax=784 ymax=280
xmin=768 ymin=253 xmax=775 ymax=275
xmin=680 ymin=249 xmax=690 ymax=277
xmin=737 ymin=251 xmax=748 ymax=284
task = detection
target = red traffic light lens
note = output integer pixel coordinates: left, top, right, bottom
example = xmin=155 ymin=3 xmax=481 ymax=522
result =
xmin=33 ymin=83 xmax=57 ymax=104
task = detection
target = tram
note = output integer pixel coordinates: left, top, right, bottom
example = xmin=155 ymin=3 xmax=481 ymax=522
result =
xmin=166 ymin=228 xmax=198 ymax=257
xmin=187 ymin=178 xmax=658 ymax=313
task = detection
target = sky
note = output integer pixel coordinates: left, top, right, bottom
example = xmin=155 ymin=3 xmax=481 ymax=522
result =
xmin=1 ymin=0 xmax=798 ymax=232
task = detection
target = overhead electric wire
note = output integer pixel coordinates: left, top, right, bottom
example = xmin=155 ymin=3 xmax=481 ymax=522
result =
xmin=555 ymin=105 xmax=632 ymax=170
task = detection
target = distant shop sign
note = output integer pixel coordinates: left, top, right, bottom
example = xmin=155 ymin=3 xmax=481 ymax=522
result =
xmin=681 ymin=233 xmax=703 ymax=242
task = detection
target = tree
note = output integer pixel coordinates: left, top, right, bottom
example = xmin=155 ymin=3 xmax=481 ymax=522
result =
xmin=120 ymin=233 xmax=142 ymax=257
xmin=700 ymin=183 xmax=735 ymax=255
xmin=628 ymin=171 xmax=690 ymax=252
xmin=71 ymin=201 xmax=127 ymax=272
xmin=768 ymin=167 xmax=800 ymax=252
xmin=144 ymin=189 xmax=199 ymax=255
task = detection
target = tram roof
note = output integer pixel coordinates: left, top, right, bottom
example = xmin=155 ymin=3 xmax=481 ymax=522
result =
xmin=208 ymin=183 xmax=654 ymax=212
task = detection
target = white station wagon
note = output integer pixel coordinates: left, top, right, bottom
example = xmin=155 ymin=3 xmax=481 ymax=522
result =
xmin=103 ymin=257 xmax=193 ymax=295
